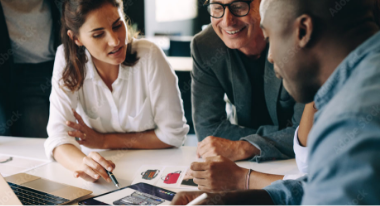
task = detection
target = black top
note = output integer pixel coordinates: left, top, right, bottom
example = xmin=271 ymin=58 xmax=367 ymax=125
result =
xmin=0 ymin=1 xmax=61 ymax=127
xmin=238 ymin=49 xmax=273 ymax=129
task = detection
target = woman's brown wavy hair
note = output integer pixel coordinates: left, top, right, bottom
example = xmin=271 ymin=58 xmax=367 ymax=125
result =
xmin=60 ymin=0 xmax=139 ymax=92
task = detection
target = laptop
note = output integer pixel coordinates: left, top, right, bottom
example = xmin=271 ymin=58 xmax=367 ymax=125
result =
xmin=0 ymin=173 xmax=92 ymax=205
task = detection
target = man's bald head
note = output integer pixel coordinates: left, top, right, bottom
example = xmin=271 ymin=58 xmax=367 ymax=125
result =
xmin=260 ymin=0 xmax=379 ymax=103
xmin=261 ymin=0 xmax=378 ymax=35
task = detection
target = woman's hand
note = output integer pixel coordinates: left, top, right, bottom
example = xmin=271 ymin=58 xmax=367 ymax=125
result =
xmin=73 ymin=152 xmax=115 ymax=183
xmin=66 ymin=109 xmax=106 ymax=149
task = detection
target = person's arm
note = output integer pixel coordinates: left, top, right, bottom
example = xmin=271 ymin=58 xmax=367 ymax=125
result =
xmin=66 ymin=111 xmax=174 ymax=150
xmin=239 ymin=102 xmax=305 ymax=162
xmin=53 ymin=144 xmax=115 ymax=183
xmin=249 ymin=171 xmax=284 ymax=189
xmin=191 ymin=37 xmax=258 ymax=142
xmin=102 ymin=130 xmax=173 ymax=149
xmin=60 ymin=41 xmax=189 ymax=150
xmin=45 ymin=45 xmax=82 ymax=161
xmin=190 ymin=156 xmax=284 ymax=192
xmin=263 ymin=176 xmax=306 ymax=205
xmin=302 ymin=113 xmax=380 ymax=204
xmin=146 ymin=40 xmax=189 ymax=147
xmin=45 ymin=46 xmax=115 ymax=182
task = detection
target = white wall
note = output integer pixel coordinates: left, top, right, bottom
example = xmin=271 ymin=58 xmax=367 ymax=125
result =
xmin=144 ymin=0 xmax=197 ymax=37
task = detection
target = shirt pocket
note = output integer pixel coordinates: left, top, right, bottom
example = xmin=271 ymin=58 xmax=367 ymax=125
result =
xmin=127 ymin=98 xmax=155 ymax=132
xmin=81 ymin=112 xmax=106 ymax=134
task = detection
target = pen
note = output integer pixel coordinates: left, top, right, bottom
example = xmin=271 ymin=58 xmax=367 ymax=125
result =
xmin=187 ymin=193 xmax=208 ymax=205
xmin=0 ymin=156 xmax=12 ymax=164
xmin=106 ymin=170 xmax=120 ymax=189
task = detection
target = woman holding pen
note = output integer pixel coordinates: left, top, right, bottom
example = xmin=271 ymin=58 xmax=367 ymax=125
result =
xmin=44 ymin=0 xmax=189 ymax=183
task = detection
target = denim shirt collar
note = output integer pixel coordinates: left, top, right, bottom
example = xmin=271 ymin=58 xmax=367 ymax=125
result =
xmin=314 ymin=31 xmax=380 ymax=110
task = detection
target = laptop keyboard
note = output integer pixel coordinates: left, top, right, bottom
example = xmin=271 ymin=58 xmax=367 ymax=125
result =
xmin=8 ymin=182 xmax=70 ymax=205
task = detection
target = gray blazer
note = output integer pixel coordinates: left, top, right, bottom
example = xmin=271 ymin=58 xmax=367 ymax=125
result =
xmin=191 ymin=25 xmax=305 ymax=162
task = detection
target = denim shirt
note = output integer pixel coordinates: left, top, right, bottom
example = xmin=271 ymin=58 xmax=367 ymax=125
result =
xmin=264 ymin=31 xmax=380 ymax=205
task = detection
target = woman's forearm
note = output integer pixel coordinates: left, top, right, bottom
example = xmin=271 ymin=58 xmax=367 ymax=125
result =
xmin=102 ymin=130 xmax=174 ymax=149
xmin=53 ymin=144 xmax=86 ymax=171
xmin=249 ymin=170 xmax=284 ymax=189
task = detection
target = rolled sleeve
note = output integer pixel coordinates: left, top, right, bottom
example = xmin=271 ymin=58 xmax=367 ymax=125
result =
xmin=264 ymin=176 xmax=306 ymax=205
xmin=241 ymin=126 xmax=296 ymax=162
xmin=154 ymin=127 xmax=185 ymax=148
xmin=45 ymin=45 xmax=79 ymax=161
xmin=293 ymin=126 xmax=309 ymax=174
xmin=240 ymin=103 xmax=304 ymax=162
xmin=147 ymin=41 xmax=189 ymax=147
xmin=44 ymin=134 xmax=81 ymax=161
xmin=283 ymin=173 xmax=307 ymax=180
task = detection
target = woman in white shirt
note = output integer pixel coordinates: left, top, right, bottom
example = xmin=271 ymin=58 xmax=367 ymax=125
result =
xmin=45 ymin=0 xmax=189 ymax=183
xmin=291 ymin=102 xmax=317 ymax=176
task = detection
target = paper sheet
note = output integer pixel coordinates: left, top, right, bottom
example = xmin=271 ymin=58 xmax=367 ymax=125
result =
xmin=132 ymin=165 xmax=164 ymax=185
xmin=180 ymin=168 xmax=198 ymax=188
xmin=132 ymin=165 xmax=195 ymax=189
xmin=156 ymin=166 xmax=188 ymax=188
xmin=0 ymin=154 xmax=49 ymax=177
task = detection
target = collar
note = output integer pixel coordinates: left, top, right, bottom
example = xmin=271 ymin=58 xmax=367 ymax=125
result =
xmin=314 ymin=31 xmax=380 ymax=110
xmin=84 ymin=48 xmax=129 ymax=84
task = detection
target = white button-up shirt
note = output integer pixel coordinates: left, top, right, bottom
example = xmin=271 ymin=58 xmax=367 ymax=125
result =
xmin=283 ymin=126 xmax=308 ymax=180
xmin=45 ymin=39 xmax=189 ymax=160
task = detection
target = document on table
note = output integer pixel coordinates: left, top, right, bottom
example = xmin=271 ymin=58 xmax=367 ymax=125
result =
xmin=0 ymin=154 xmax=49 ymax=177
xmin=132 ymin=165 xmax=193 ymax=189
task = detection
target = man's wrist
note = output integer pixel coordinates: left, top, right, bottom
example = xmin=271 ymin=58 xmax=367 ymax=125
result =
xmin=235 ymin=167 xmax=249 ymax=190
xmin=237 ymin=141 xmax=260 ymax=160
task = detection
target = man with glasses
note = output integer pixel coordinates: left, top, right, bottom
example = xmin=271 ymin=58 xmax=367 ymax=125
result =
xmin=189 ymin=0 xmax=304 ymax=191
xmin=175 ymin=0 xmax=380 ymax=204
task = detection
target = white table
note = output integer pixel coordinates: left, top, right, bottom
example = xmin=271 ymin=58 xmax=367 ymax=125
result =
xmin=0 ymin=136 xmax=301 ymax=203
xmin=167 ymin=57 xmax=193 ymax=72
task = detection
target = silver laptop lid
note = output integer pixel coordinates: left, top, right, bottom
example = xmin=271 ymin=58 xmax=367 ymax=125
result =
xmin=0 ymin=173 xmax=22 ymax=205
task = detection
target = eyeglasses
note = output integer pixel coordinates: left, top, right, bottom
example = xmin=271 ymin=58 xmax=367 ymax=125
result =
xmin=205 ymin=0 xmax=254 ymax=18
